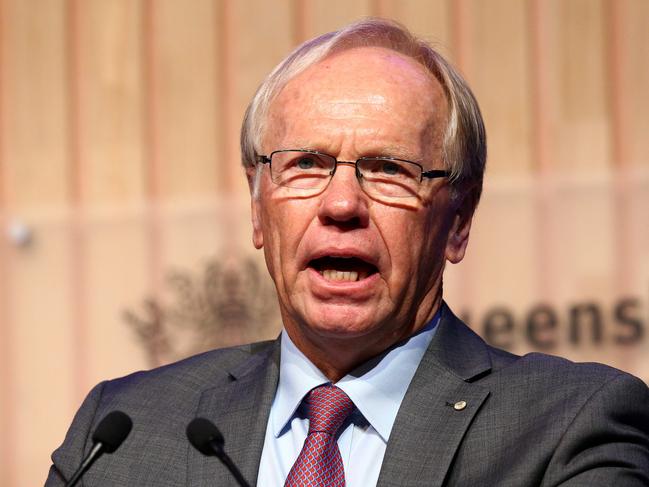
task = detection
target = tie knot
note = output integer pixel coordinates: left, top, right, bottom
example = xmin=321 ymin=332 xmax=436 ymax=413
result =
xmin=306 ymin=385 xmax=355 ymax=435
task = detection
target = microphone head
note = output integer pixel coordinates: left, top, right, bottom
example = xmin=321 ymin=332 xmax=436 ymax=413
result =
xmin=91 ymin=411 xmax=133 ymax=453
xmin=186 ymin=417 xmax=225 ymax=456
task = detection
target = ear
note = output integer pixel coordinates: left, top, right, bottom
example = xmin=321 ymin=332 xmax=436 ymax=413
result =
xmin=445 ymin=191 xmax=476 ymax=264
xmin=246 ymin=166 xmax=264 ymax=249
xmin=251 ymin=198 xmax=264 ymax=249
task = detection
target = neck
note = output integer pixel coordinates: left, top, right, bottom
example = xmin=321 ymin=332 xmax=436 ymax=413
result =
xmin=286 ymin=298 xmax=443 ymax=382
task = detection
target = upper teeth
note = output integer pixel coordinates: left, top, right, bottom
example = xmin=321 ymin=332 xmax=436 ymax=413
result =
xmin=322 ymin=269 xmax=365 ymax=282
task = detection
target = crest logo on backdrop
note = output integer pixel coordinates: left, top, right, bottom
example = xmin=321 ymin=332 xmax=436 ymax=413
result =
xmin=124 ymin=257 xmax=281 ymax=366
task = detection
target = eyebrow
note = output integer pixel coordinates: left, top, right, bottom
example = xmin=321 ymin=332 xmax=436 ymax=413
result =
xmin=366 ymin=145 xmax=422 ymax=162
xmin=279 ymin=142 xmax=423 ymax=163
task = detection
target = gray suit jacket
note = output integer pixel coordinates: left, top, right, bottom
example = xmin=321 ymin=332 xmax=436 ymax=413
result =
xmin=46 ymin=304 xmax=649 ymax=486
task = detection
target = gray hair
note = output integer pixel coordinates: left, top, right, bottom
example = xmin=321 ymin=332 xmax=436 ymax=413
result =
xmin=240 ymin=18 xmax=486 ymax=205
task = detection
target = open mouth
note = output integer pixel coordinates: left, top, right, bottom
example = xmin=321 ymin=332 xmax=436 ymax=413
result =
xmin=309 ymin=256 xmax=378 ymax=282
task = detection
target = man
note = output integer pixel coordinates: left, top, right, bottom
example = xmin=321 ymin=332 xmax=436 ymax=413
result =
xmin=47 ymin=18 xmax=649 ymax=486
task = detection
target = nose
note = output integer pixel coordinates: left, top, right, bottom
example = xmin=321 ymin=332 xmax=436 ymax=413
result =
xmin=317 ymin=163 xmax=370 ymax=228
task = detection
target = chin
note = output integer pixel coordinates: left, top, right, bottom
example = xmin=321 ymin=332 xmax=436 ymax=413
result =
xmin=300 ymin=303 xmax=386 ymax=339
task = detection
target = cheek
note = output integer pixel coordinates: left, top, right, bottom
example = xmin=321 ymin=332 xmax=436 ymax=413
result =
xmin=377 ymin=212 xmax=425 ymax=272
xmin=421 ymin=209 xmax=454 ymax=264
xmin=260 ymin=199 xmax=315 ymax=271
xmin=377 ymin=207 xmax=450 ymax=278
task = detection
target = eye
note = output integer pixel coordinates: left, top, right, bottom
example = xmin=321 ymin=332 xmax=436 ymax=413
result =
xmin=296 ymin=157 xmax=315 ymax=170
xmin=381 ymin=161 xmax=401 ymax=175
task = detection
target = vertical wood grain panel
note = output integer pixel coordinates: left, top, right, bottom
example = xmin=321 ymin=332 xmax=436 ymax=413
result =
xmin=291 ymin=0 xmax=311 ymax=45
xmin=141 ymin=0 xmax=160 ymax=202
xmin=607 ymin=0 xmax=649 ymax=302
xmin=67 ymin=0 xmax=92 ymax=407
xmin=0 ymin=0 xmax=10 ymax=482
xmin=607 ymin=0 xmax=630 ymax=172
xmin=547 ymin=0 xmax=615 ymax=309
xmin=157 ymin=0 xmax=292 ymax=338
xmin=9 ymin=227 xmax=76 ymax=487
xmin=149 ymin=0 xmax=220 ymax=201
xmin=454 ymin=1 xmax=535 ymax=327
xmin=528 ymin=0 xmax=616 ymax=318
xmin=532 ymin=0 xmax=614 ymax=174
xmin=377 ymin=0 xmax=451 ymax=56
xmin=0 ymin=244 xmax=10 ymax=476
xmin=217 ymin=0 xmax=234 ymax=192
xmin=307 ymin=0 xmax=374 ymax=36
xmin=555 ymin=0 xmax=611 ymax=173
xmin=226 ymin=0 xmax=294 ymax=196
xmin=0 ymin=249 xmax=8 ymax=486
xmin=551 ymin=183 xmax=616 ymax=298
xmin=1 ymin=1 xmax=77 ymax=485
xmin=141 ymin=0 xmax=164 ymax=297
xmin=608 ymin=0 xmax=633 ymax=297
xmin=0 ymin=0 xmax=5 ymax=210
xmin=529 ymin=0 xmax=554 ymax=173
xmin=76 ymin=0 xmax=145 ymax=207
xmin=528 ymin=0 xmax=556 ymax=302
xmin=469 ymin=0 xmax=533 ymax=175
xmin=0 ymin=259 xmax=8 ymax=483
xmin=614 ymin=0 xmax=649 ymax=169
xmin=2 ymin=0 xmax=70 ymax=209
xmin=85 ymin=218 xmax=148 ymax=385
xmin=450 ymin=0 xmax=473 ymax=77
xmin=75 ymin=0 xmax=150 ymax=388
xmin=612 ymin=0 xmax=649 ymax=375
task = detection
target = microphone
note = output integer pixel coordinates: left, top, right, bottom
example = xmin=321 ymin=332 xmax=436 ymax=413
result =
xmin=65 ymin=410 xmax=133 ymax=487
xmin=186 ymin=417 xmax=251 ymax=487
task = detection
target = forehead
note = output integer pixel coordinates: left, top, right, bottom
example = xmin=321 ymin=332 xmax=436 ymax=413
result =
xmin=264 ymin=46 xmax=448 ymax=156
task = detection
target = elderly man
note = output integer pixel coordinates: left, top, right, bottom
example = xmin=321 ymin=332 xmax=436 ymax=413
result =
xmin=47 ymin=18 xmax=648 ymax=486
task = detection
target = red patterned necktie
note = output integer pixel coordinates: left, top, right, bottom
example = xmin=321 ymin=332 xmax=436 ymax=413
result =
xmin=285 ymin=384 xmax=355 ymax=487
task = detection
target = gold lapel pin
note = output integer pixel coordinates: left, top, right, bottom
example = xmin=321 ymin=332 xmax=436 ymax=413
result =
xmin=453 ymin=400 xmax=467 ymax=411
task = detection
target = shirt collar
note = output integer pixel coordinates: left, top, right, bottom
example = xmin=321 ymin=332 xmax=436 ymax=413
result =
xmin=271 ymin=312 xmax=440 ymax=442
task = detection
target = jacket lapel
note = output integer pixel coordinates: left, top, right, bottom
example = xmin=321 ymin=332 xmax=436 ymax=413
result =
xmin=187 ymin=340 xmax=280 ymax=486
xmin=377 ymin=304 xmax=492 ymax=487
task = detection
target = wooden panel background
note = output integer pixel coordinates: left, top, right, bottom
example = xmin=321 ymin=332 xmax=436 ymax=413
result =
xmin=0 ymin=1 xmax=647 ymax=485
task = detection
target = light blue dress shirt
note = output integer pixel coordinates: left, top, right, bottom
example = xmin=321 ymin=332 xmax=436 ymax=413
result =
xmin=258 ymin=313 xmax=440 ymax=486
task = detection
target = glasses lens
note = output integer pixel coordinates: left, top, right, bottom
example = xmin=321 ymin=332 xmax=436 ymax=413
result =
xmin=357 ymin=158 xmax=421 ymax=198
xmin=270 ymin=151 xmax=335 ymax=189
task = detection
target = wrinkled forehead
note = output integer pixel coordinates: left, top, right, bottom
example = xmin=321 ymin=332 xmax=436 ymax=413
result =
xmin=263 ymin=46 xmax=448 ymax=150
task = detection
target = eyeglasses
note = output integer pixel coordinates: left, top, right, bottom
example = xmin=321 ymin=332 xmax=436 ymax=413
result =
xmin=256 ymin=149 xmax=449 ymax=198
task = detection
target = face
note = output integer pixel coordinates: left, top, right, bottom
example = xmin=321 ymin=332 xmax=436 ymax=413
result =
xmin=250 ymin=47 xmax=473 ymax=375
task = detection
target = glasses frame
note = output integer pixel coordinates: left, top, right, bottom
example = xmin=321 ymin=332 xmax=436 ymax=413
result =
xmin=255 ymin=149 xmax=449 ymax=193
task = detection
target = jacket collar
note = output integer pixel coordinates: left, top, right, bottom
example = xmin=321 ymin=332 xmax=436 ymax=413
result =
xmin=187 ymin=340 xmax=280 ymax=486
xmin=377 ymin=302 xmax=492 ymax=486
xmin=425 ymin=302 xmax=493 ymax=381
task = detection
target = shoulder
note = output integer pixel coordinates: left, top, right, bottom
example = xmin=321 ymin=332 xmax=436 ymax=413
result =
xmin=480 ymin=344 xmax=649 ymax=443
xmin=488 ymin=345 xmax=644 ymax=389
xmin=435 ymin=303 xmax=646 ymax=397
xmin=441 ymin=299 xmax=649 ymax=416
xmin=94 ymin=341 xmax=275 ymax=409
xmin=440 ymin=297 xmax=645 ymax=394
xmin=48 ymin=340 xmax=279 ymax=484
xmin=483 ymin=340 xmax=646 ymax=397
